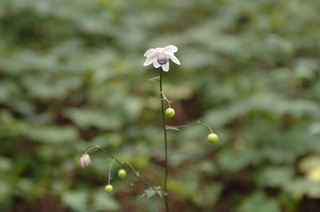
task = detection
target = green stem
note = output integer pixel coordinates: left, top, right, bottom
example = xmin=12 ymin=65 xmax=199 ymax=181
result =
xmin=166 ymin=121 xmax=214 ymax=134
xmin=160 ymin=70 xmax=169 ymax=212
xmin=108 ymin=159 xmax=115 ymax=185
xmin=85 ymin=145 xmax=153 ymax=188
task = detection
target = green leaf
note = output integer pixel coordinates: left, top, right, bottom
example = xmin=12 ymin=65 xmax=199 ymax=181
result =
xmin=237 ymin=192 xmax=281 ymax=212
xmin=62 ymin=190 xmax=89 ymax=212
xmin=137 ymin=193 xmax=146 ymax=201
xmin=165 ymin=126 xmax=180 ymax=131
xmin=256 ymin=166 xmax=294 ymax=188
xmin=20 ymin=124 xmax=78 ymax=144
xmin=284 ymin=178 xmax=320 ymax=199
xmin=217 ymin=147 xmax=261 ymax=171
xmin=92 ymin=189 xmax=119 ymax=211
xmin=149 ymin=76 xmax=160 ymax=82
xmin=139 ymin=187 xmax=163 ymax=200
xmin=64 ymin=108 xmax=123 ymax=130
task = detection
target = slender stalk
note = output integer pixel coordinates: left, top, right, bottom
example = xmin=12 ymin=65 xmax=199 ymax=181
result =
xmin=161 ymin=91 xmax=172 ymax=108
xmin=85 ymin=145 xmax=153 ymax=188
xmin=159 ymin=70 xmax=169 ymax=212
xmin=166 ymin=121 xmax=214 ymax=134
xmin=108 ymin=159 xmax=115 ymax=185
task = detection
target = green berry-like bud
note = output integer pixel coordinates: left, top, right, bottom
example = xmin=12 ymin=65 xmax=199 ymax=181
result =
xmin=207 ymin=133 xmax=218 ymax=144
xmin=165 ymin=108 xmax=175 ymax=118
xmin=105 ymin=184 xmax=113 ymax=193
xmin=118 ymin=169 xmax=127 ymax=179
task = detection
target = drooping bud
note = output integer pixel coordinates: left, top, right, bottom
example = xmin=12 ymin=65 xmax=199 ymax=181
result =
xmin=79 ymin=154 xmax=91 ymax=168
xmin=165 ymin=108 xmax=175 ymax=118
xmin=207 ymin=133 xmax=218 ymax=144
xmin=105 ymin=184 xmax=113 ymax=193
xmin=118 ymin=169 xmax=127 ymax=179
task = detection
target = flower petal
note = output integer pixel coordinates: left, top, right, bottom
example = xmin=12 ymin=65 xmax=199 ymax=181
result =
xmin=162 ymin=62 xmax=169 ymax=72
xmin=143 ymin=54 xmax=157 ymax=66
xmin=153 ymin=60 xmax=161 ymax=68
xmin=166 ymin=52 xmax=180 ymax=65
xmin=164 ymin=45 xmax=178 ymax=53
xmin=144 ymin=48 xmax=156 ymax=57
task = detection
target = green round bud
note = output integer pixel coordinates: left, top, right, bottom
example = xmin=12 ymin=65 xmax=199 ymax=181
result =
xmin=118 ymin=169 xmax=127 ymax=179
xmin=165 ymin=108 xmax=175 ymax=118
xmin=207 ymin=133 xmax=218 ymax=144
xmin=105 ymin=184 xmax=113 ymax=193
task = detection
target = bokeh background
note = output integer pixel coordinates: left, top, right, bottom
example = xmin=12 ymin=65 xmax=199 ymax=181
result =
xmin=1 ymin=0 xmax=320 ymax=211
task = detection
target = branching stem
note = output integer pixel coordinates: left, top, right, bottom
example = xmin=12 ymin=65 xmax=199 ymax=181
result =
xmin=84 ymin=145 xmax=154 ymax=189
xmin=161 ymin=91 xmax=172 ymax=108
xmin=166 ymin=121 xmax=214 ymax=134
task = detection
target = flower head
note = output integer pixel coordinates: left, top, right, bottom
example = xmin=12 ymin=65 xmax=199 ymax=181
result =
xmin=143 ymin=45 xmax=180 ymax=72
xmin=79 ymin=153 xmax=91 ymax=169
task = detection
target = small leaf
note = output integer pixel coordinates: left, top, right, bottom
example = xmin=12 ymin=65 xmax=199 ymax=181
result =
xmin=146 ymin=189 xmax=156 ymax=198
xmin=137 ymin=193 xmax=146 ymax=201
xmin=149 ymin=76 xmax=160 ymax=82
xmin=139 ymin=187 xmax=162 ymax=200
xmin=156 ymin=190 xmax=163 ymax=198
xmin=166 ymin=126 xmax=180 ymax=131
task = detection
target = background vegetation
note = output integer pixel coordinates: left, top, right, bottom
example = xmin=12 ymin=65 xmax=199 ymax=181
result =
xmin=1 ymin=0 xmax=320 ymax=211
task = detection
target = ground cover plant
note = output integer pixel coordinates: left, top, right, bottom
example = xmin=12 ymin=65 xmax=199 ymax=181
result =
xmin=0 ymin=0 xmax=320 ymax=211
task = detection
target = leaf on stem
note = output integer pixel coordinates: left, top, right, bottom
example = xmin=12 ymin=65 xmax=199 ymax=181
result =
xmin=137 ymin=193 xmax=146 ymax=201
xmin=166 ymin=126 xmax=180 ymax=131
xmin=149 ymin=76 xmax=160 ymax=82
xmin=137 ymin=187 xmax=163 ymax=200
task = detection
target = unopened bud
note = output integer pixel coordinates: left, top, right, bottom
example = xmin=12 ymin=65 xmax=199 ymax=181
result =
xmin=79 ymin=154 xmax=91 ymax=169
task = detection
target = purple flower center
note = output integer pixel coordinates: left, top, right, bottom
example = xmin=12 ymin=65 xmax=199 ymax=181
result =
xmin=157 ymin=58 xmax=168 ymax=65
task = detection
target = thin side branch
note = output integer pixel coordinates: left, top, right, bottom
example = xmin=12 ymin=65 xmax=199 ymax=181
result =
xmin=166 ymin=120 xmax=214 ymax=134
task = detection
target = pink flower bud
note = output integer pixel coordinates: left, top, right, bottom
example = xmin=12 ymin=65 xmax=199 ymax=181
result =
xmin=79 ymin=154 xmax=91 ymax=169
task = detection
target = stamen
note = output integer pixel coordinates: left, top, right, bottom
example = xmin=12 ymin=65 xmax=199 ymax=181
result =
xmin=158 ymin=58 xmax=168 ymax=65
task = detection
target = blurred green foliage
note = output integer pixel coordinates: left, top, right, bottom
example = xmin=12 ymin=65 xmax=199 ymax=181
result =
xmin=1 ymin=0 xmax=320 ymax=211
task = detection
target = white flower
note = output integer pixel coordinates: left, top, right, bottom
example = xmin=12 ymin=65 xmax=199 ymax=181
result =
xmin=143 ymin=45 xmax=180 ymax=72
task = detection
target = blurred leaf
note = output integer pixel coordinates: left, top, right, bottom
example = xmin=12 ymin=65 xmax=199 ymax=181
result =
xmin=284 ymin=178 xmax=320 ymax=199
xmin=256 ymin=166 xmax=294 ymax=188
xmin=20 ymin=124 xmax=78 ymax=144
xmin=237 ymin=192 xmax=281 ymax=212
xmin=64 ymin=108 xmax=123 ymax=130
xmin=193 ymin=182 xmax=222 ymax=207
xmin=299 ymin=155 xmax=320 ymax=183
xmin=0 ymin=156 xmax=12 ymax=173
xmin=92 ymin=189 xmax=119 ymax=211
xmin=217 ymin=147 xmax=260 ymax=171
xmin=62 ymin=190 xmax=88 ymax=212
